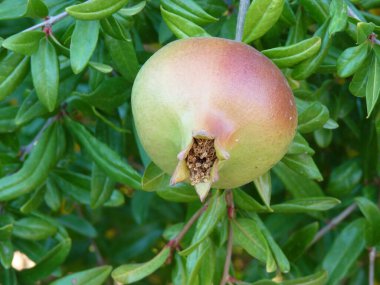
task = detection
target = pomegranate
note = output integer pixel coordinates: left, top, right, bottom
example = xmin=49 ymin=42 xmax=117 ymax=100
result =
xmin=132 ymin=37 xmax=297 ymax=201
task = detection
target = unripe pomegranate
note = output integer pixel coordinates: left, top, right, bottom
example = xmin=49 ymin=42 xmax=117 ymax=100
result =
xmin=132 ymin=37 xmax=297 ymax=201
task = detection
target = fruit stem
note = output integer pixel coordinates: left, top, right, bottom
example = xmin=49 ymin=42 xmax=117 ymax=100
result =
xmin=220 ymin=189 xmax=235 ymax=285
xmin=235 ymin=0 xmax=250 ymax=42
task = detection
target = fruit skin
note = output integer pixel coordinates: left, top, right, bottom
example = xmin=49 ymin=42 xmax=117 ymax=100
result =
xmin=132 ymin=37 xmax=297 ymax=189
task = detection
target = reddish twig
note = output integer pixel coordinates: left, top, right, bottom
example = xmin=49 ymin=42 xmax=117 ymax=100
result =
xmin=220 ymin=190 xmax=235 ymax=285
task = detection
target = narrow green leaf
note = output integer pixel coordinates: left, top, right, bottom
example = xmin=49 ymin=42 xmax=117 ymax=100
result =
xmin=66 ymin=0 xmax=129 ymax=20
xmin=186 ymin=238 xmax=214 ymax=285
xmin=161 ymin=6 xmax=210 ymax=39
xmin=57 ymin=215 xmax=97 ymax=238
xmin=298 ymin=101 xmax=330 ymax=133
xmin=0 ymin=240 xmax=13 ymax=269
xmin=112 ymin=247 xmax=170 ymax=284
xmin=156 ymin=184 xmax=199 ymax=203
xmin=299 ymin=0 xmax=328 ymax=24
xmin=357 ymin=22 xmax=375 ymax=44
xmin=273 ymin=161 xmax=324 ymax=198
xmin=25 ymin=0 xmax=49 ymax=18
xmin=31 ymin=38 xmax=59 ymax=112
xmin=161 ymin=0 xmax=218 ymax=25
xmin=253 ymin=172 xmax=272 ymax=207
xmin=0 ymin=224 xmax=13 ymax=241
xmin=283 ymin=222 xmax=319 ymax=261
xmin=349 ymin=56 xmax=371 ymax=98
xmin=262 ymin=37 xmax=321 ymax=68
xmin=337 ymin=43 xmax=368 ymax=78
xmin=327 ymin=160 xmax=362 ymax=197
xmin=271 ymin=197 xmax=340 ymax=213
xmin=71 ymin=20 xmax=100 ymax=74
xmin=88 ymin=61 xmax=113 ymax=73
xmin=0 ymin=53 xmax=29 ymax=100
xmin=355 ymin=197 xmax=380 ymax=246
xmin=2 ymin=31 xmax=45 ymax=56
xmin=328 ymin=0 xmax=347 ymax=35
xmin=180 ymin=192 xmax=226 ymax=255
xmin=282 ymin=154 xmax=323 ymax=181
xmin=19 ymin=238 xmax=72 ymax=283
xmin=118 ymin=1 xmax=146 ymax=17
xmin=366 ymin=52 xmax=380 ymax=117
xmin=100 ymin=15 xmax=129 ymax=41
xmin=104 ymin=35 xmax=140 ymax=82
xmin=232 ymin=218 xmax=268 ymax=264
xmin=322 ymin=219 xmax=366 ymax=285
xmin=234 ymin=188 xmax=269 ymax=212
xmin=0 ymin=0 xmax=27 ymax=20
xmin=142 ymin=162 xmax=169 ymax=191
xmin=51 ymin=266 xmax=112 ymax=285
xmin=292 ymin=20 xmax=332 ymax=80
xmin=13 ymin=217 xmax=57 ymax=241
xmin=20 ymin=185 xmax=46 ymax=214
xmin=243 ymin=0 xmax=284 ymax=43
xmin=287 ymin=132 xmax=315 ymax=155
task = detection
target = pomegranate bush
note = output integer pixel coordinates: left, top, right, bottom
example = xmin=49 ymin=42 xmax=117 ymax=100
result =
xmin=0 ymin=0 xmax=379 ymax=284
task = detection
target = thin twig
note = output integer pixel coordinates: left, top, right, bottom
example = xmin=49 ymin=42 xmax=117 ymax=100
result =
xmin=310 ymin=204 xmax=357 ymax=245
xmin=220 ymin=190 xmax=235 ymax=285
xmin=235 ymin=0 xmax=250 ymax=42
xmin=166 ymin=201 xmax=209 ymax=263
xmin=369 ymin=247 xmax=376 ymax=285
xmin=23 ymin=11 xmax=69 ymax=32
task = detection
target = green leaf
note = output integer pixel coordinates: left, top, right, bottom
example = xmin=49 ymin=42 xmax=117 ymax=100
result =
xmin=357 ymin=22 xmax=375 ymax=44
xmin=88 ymin=61 xmax=113 ymax=73
xmin=112 ymin=247 xmax=170 ymax=284
xmin=282 ymin=154 xmax=322 ymax=181
xmin=180 ymin=192 xmax=226 ymax=255
xmin=161 ymin=0 xmax=218 ymax=25
xmin=57 ymin=215 xmax=97 ymax=238
xmin=51 ymin=266 xmax=112 ymax=285
xmin=0 ymin=224 xmax=13 ymax=241
xmin=234 ymin=188 xmax=269 ymax=212
xmin=70 ymin=20 xmax=100 ymax=74
xmin=349 ymin=56 xmax=371 ymax=97
xmin=292 ymin=20 xmax=332 ymax=80
xmin=0 ymin=240 xmax=13 ymax=269
xmin=100 ymin=15 xmax=129 ymax=41
xmin=25 ymin=0 xmax=49 ymax=18
xmin=186 ymin=238 xmax=214 ymax=285
xmin=156 ymin=184 xmax=199 ymax=203
xmin=297 ymin=101 xmax=330 ymax=133
xmin=253 ymin=172 xmax=272 ymax=208
xmin=366 ymin=51 xmax=380 ymax=117
xmin=0 ymin=52 xmax=29 ymax=100
xmin=142 ymin=162 xmax=169 ymax=191
xmin=299 ymin=0 xmax=328 ymax=24
xmin=64 ymin=118 xmax=142 ymax=189
xmin=19 ymin=238 xmax=72 ymax=283
xmin=73 ymin=77 xmax=130 ymax=111
xmin=13 ymin=217 xmax=57 ymax=241
xmin=327 ymin=160 xmax=363 ymax=197
xmin=287 ymin=133 xmax=315 ymax=155
xmin=262 ymin=37 xmax=321 ymax=68
xmin=337 ymin=42 xmax=368 ymax=78
xmin=20 ymin=185 xmax=46 ymax=214
xmin=355 ymin=197 xmax=380 ymax=246
xmin=118 ymin=1 xmax=146 ymax=17
xmin=243 ymin=0 xmax=284 ymax=43
xmin=283 ymin=222 xmax=319 ymax=261
xmin=0 ymin=0 xmax=28 ymax=20
xmin=104 ymin=35 xmax=140 ymax=83
xmin=45 ymin=177 xmax=62 ymax=211
xmin=91 ymin=163 xmax=115 ymax=209
xmin=273 ymin=161 xmax=324 ymax=198
xmin=31 ymin=38 xmax=59 ymax=112
xmin=271 ymin=197 xmax=340 ymax=213
xmin=280 ymin=0 xmax=296 ymax=26
xmin=322 ymin=219 xmax=366 ymax=285
xmin=328 ymin=0 xmax=347 ymax=35
xmin=250 ymin=214 xmax=290 ymax=273
xmin=66 ymin=0 xmax=129 ymax=20
xmin=2 ymin=31 xmax=45 ymax=56
xmin=232 ymin=218 xmax=268 ymax=264
xmin=161 ymin=6 xmax=210 ymax=39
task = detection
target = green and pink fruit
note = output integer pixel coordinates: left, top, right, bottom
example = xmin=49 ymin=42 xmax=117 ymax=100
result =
xmin=132 ymin=37 xmax=297 ymax=201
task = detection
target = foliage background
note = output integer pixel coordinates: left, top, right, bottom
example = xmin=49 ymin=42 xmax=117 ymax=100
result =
xmin=0 ymin=0 xmax=379 ymax=284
